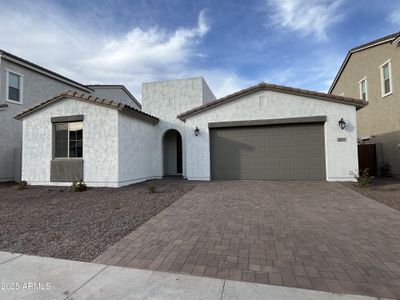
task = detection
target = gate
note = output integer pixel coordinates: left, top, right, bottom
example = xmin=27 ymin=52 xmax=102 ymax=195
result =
xmin=358 ymin=144 xmax=377 ymax=176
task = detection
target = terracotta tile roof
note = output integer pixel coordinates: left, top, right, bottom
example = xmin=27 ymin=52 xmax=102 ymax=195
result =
xmin=328 ymin=31 xmax=400 ymax=93
xmin=177 ymin=82 xmax=368 ymax=120
xmin=14 ymin=90 xmax=159 ymax=124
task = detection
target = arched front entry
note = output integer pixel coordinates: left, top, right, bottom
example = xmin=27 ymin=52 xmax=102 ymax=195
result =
xmin=163 ymin=129 xmax=182 ymax=176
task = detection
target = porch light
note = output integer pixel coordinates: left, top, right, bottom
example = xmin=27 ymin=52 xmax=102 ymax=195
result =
xmin=194 ymin=127 xmax=200 ymax=136
xmin=338 ymin=118 xmax=346 ymax=130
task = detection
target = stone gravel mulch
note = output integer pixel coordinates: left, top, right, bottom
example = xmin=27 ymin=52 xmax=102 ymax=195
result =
xmin=342 ymin=177 xmax=400 ymax=211
xmin=0 ymin=179 xmax=195 ymax=262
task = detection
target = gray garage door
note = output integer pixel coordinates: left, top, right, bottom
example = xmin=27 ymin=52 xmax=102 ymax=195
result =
xmin=210 ymin=123 xmax=325 ymax=180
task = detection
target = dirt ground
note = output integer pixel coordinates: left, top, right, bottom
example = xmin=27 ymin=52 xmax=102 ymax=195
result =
xmin=0 ymin=179 xmax=196 ymax=262
xmin=342 ymin=177 xmax=400 ymax=211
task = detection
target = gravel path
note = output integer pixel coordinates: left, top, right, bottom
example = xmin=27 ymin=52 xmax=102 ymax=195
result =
xmin=342 ymin=177 xmax=400 ymax=211
xmin=0 ymin=179 xmax=195 ymax=262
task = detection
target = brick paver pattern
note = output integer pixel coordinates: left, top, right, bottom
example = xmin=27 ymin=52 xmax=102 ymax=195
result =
xmin=93 ymin=181 xmax=400 ymax=298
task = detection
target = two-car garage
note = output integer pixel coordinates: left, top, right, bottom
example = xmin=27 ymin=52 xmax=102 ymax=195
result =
xmin=179 ymin=82 xmax=367 ymax=182
xmin=209 ymin=120 xmax=326 ymax=180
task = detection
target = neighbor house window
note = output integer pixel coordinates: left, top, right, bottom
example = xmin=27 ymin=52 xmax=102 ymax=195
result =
xmin=54 ymin=122 xmax=83 ymax=158
xmin=359 ymin=77 xmax=368 ymax=101
xmin=6 ymin=70 xmax=23 ymax=104
xmin=380 ymin=60 xmax=392 ymax=97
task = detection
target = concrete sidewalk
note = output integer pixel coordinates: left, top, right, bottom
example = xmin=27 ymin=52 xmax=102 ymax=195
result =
xmin=0 ymin=251 xmax=389 ymax=300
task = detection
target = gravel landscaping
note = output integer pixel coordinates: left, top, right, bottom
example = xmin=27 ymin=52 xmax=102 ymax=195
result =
xmin=0 ymin=179 xmax=195 ymax=262
xmin=342 ymin=177 xmax=400 ymax=211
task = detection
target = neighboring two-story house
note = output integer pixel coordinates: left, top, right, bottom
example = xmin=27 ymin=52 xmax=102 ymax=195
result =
xmin=329 ymin=32 xmax=400 ymax=175
xmin=0 ymin=50 xmax=139 ymax=182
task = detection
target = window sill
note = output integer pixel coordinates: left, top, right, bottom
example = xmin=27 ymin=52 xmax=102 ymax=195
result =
xmin=382 ymin=92 xmax=392 ymax=99
xmin=53 ymin=157 xmax=83 ymax=160
xmin=6 ymin=99 xmax=22 ymax=105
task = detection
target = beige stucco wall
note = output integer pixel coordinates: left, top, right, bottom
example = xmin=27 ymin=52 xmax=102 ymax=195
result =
xmin=331 ymin=42 xmax=400 ymax=174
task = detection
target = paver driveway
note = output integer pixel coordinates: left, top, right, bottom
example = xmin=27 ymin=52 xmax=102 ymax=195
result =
xmin=94 ymin=181 xmax=400 ymax=298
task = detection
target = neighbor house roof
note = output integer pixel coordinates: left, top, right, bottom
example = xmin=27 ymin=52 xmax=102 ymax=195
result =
xmin=0 ymin=50 xmax=93 ymax=93
xmin=177 ymin=82 xmax=368 ymax=120
xmin=86 ymin=84 xmax=142 ymax=109
xmin=15 ymin=91 xmax=159 ymax=124
xmin=328 ymin=31 xmax=400 ymax=94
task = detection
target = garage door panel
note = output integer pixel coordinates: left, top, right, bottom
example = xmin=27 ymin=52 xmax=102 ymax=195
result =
xmin=309 ymin=145 xmax=323 ymax=156
xmin=309 ymin=168 xmax=325 ymax=179
xmin=248 ymin=136 xmax=265 ymax=147
xmin=294 ymin=159 xmax=307 ymax=169
xmin=278 ymin=135 xmax=292 ymax=145
xmin=293 ymin=145 xmax=307 ymax=156
xmin=308 ymin=133 xmax=323 ymax=144
xmin=279 ymin=158 xmax=293 ymax=170
xmin=309 ymin=157 xmax=323 ymax=168
xmin=265 ymin=146 xmax=279 ymax=156
xmin=252 ymin=147 xmax=265 ymax=158
xmin=210 ymin=123 xmax=325 ymax=180
xmin=278 ymin=146 xmax=292 ymax=157
xmin=279 ymin=169 xmax=294 ymax=179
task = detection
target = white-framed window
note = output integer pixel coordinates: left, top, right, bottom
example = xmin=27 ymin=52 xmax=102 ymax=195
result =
xmin=54 ymin=122 xmax=83 ymax=158
xmin=380 ymin=60 xmax=392 ymax=97
xmin=359 ymin=77 xmax=368 ymax=101
xmin=6 ymin=70 xmax=23 ymax=104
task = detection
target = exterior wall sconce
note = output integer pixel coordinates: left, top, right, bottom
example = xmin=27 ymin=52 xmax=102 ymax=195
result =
xmin=194 ymin=127 xmax=200 ymax=136
xmin=338 ymin=118 xmax=346 ymax=130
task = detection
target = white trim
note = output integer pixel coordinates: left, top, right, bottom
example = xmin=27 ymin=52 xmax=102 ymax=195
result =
xmin=329 ymin=36 xmax=397 ymax=94
xmin=358 ymin=77 xmax=368 ymax=101
xmin=339 ymin=93 xmax=344 ymax=96
xmin=380 ymin=59 xmax=393 ymax=98
xmin=393 ymin=36 xmax=400 ymax=45
xmin=5 ymin=69 xmax=24 ymax=105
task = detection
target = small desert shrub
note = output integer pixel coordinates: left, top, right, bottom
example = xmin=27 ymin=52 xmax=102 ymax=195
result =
xmin=352 ymin=168 xmax=372 ymax=188
xmin=71 ymin=181 xmax=87 ymax=192
xmin=147 ymin=185 xmax=157 ymax=193
xmin=17 ymin=180 xmax=28 ymax=190
xmin=380 ymin=162 xmax=391 ymax=177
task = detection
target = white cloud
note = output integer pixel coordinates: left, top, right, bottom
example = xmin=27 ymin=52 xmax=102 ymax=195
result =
xmin=266 ymin=0 xmax=345 ymax=40
xmin=202 ymin=71 xmax=255 ymax=98
xmin=0 ymin=1 xmax=214 ymax=99
xmin=389 ymin=9 xmax=400 ymax=25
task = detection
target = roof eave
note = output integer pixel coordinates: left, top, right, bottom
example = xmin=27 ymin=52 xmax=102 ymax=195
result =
xmin=15 ymin=93 xmax=158 ymax=124
xmin=0 ymin=50 xmax=92 ymax=93
xmin=329 ymin=34 xmax=400 ymax=94
xmin=178 ymin=85 xmax=367 ymax=121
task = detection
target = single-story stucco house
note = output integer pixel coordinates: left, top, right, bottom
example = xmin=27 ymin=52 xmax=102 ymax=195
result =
xmin=15 ymin=77 xmax=367 ymax=187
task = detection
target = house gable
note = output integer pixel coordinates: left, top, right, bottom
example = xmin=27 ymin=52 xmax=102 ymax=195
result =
xmin=178 ymin=82 xmax=367 ymax=121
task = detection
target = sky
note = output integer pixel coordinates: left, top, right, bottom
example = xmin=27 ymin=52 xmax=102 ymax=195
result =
xmin=0 ymin=0 xmax=399 ymax=100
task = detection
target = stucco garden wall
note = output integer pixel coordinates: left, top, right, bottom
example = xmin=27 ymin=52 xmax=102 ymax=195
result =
xmin=117 ymin=112 xmax=161 ymax=185
xmin=184 ymin=90 xmax=358 ymax=181
xmin=21 ymin=98 xmax=119 ymax=187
